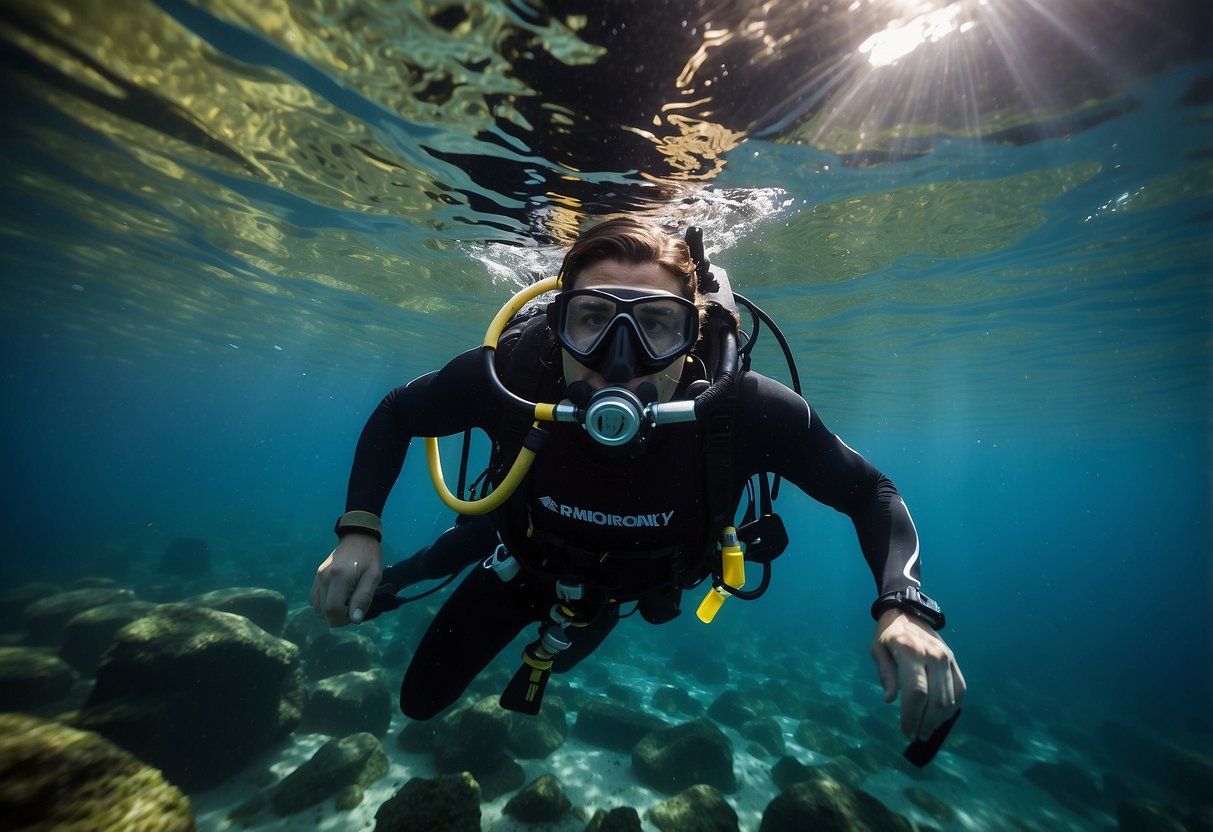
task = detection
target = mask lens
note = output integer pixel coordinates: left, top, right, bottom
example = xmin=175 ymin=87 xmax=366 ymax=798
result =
xmin=555 ymin=288 xmax=697 ymax=371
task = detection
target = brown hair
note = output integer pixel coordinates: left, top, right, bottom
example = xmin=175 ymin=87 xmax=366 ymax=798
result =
xmin=558 ymin=218 xmax=702 ymax=308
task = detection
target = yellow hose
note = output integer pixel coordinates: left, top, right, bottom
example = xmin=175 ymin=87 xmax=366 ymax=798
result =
xmin=425 ymin=428 xmax=539 ymax=515
xmin=425 ymin=275 xmax=561 ymax=515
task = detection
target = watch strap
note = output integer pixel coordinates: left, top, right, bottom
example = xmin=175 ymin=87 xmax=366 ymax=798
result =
xmin=334 ymin=510 xmax=383 ymax=542
xmin=871 ymin=585 xmax=945 ymax=630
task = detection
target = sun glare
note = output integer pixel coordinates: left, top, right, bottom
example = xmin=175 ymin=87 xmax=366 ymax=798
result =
xmin=859 ymin=2 xmax=977 ymax=67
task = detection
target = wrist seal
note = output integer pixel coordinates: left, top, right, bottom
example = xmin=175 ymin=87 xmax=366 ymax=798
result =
xmin=334 ymin=510 xmax=383 ymax=542
xmin=871 ymin=585 xmax=945 ymax=631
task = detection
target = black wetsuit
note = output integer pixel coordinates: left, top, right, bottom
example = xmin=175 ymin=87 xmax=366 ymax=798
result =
xmin=345 ymin=346 xmax=921 ymax=720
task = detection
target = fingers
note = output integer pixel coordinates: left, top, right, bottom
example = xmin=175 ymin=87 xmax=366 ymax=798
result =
xmin=347 ymin=560 xmax=383 ymax=624
xmin=897 ymin=654 xmax=930 ymax=739
xmin=870 ymin=641 xmax=900 ymax=703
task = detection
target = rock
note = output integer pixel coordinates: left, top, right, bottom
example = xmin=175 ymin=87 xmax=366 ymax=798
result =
xmin=647 ymin=784 xmax=739 ymax=832
xmin=335 ymin=784 xmax=364 ymax=811
xmin=1099 ymin=721 xmax=1213 ymax=808
xmin=0 ymin=712 xmax=194 ymax=831
xmin=652 ymin=685 xmax=704 ymax=717
xmin=741 ymin=717 xmax=786 ymax=757
xmin=475 ymin=756 xmax=527 ymax=801
xmin=580 ymin=664 xmax=612 ymax=687
xmin=59 ymin=601 xmax=155 ymax=676
xmin=759 ymin=779 xmax=913 ymax=832
xmin=74 ymin=603 xmax=304 ymax=791
xmin=1023 ymin=760 xmax=1105 ymax=815
xmin=397 ymin=718 xmax=436 ymax=753
xmin=575 ymin=696 xmax=668 ymax=751
xmin=271 ymin=732 xmax=389 ymax=815
xmin=301 ymin=669 xmax=391 ymax=737
xmin=375 ymin=772 xmax=481 ymax=832
xmin=504 ymin=773 xmax=572 ymax=822
xmin=282 ymin=607 xmax=329 ymax=648
xmin=22 ymin=588 xmax=137 ymax=647
xmin=300 ymin=629 xmax=377 ymax=680
xmin=604 ymin=683 xmax=641 ymax=706
xmin=585 ymin=806 xmax=644 ymax=831
xmin=707 ymin=689 xmax=757 ymax=729
xmin=794 ymin=719 xmax=856 ymax=757
xmin=0 ymin=646 xmax=78 ymax=711
xmin=186 ymin=588 xmax=287 ymax=636
xmin=508 ymin=695 xmax=569 ymax=758
xmin=633 ymin=719 xmax=737 ymax=794
xmin=159 ymin=537 xmax=211 ymax=579
xmin=770 ymin=755 xmax=865 ymax=791
xmin=0 ymin=584 xmax=57 ymax=633
xmin=432 ymin=695 xmax=513 ymax=777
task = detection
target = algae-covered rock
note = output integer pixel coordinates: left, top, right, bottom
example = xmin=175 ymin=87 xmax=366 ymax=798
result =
xmin=23 ymin=588 xmax=137 ymax=647
xmin=0 ymin=712 xmax=194 ymax=831
xmin=432 ymin=695 xmax=513 ymax=776
xmin=507 ymin=694 xmax=569 ymax=758
xmin=503 ymin=772 xmax=572 ymax=823
xmin=759 ymin=779 xmax=912 ymax=832
xmin=652 ymin=685 xmax=705 ymax=718
xmin=632 ymin=719 xmax=737 ymax=794
xmin=300 ymin=669 xmax=391 ymax=737
xmin=74 ymin=603 xmax=304 ymax=791
xmin=575 ymin=696 xmax=668 ymax=752
xmin=586 ymin=806 xmax=644 ymax=831
xmin=186 ymin=588 xmax=287 ymax=637
xmin=272 ymin=732 xmax=388 ymax=815
xmin=59 ymin=601 xmax=155 ymax=676
xmin=647 ymin=783 xmax=739 ymax=832
xmin=300 ymin=628 xmax=378 ymax=680
xmin=0 ymin=646 xmax=78 ymax=712
xmin=375 ymin=772 xmax=480 ymax=832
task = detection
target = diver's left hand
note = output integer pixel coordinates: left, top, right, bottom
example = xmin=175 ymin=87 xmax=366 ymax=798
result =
xmin=871 ymin=610 xmax=966 ymax=740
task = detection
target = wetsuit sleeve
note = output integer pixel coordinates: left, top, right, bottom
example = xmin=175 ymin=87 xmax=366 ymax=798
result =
xmin=737 ymin=373 xmax=921 ymax=596
xmin=344 ymin=349 xmax=499 ymax=516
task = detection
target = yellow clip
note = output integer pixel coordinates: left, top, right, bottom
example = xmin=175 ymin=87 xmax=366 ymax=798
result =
xmin=696 ymin=527 xmax=745 ymax=623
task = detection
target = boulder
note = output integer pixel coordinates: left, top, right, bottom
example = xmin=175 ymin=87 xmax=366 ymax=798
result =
xmin=186 ymin=588 xmax=287 ymax=636
xmin=632 ymin=719 xmax=737 ymax=794
xmin=759 ymin=779 xmax=912 ymax=832
xmin=0 ymin=584 xmax=57 ymax=633
xmin=507 ymin=694 xmax=569 ymax=758
xmin=271 ymin=732 xmax=389 ymax=815
xmin=74 ymin=603 xmax=304 ymax=791
xmin=585 ymin=806 xmax=644 ymax=831
xmin=282 ymin=606 xmax=330 ymax=648
xmin=0 ymin=713 xmax=194 ymax=831
xmin=432 ymin=695 xmax=513 ymax=777
xmin=474 ymin=756 xmax=527 ymax=801
xmin=793 ymin=719 xmax=855 ymax=757
xmin=707 ymin=689 xmax=757 ymax=729
xmin=575 ymin=696 xmax=668 ymax=752
xmin=22 ymin=588 xmax=137 ymax=647
xmin=647 ymin=783 xmax=739 ymax=832
xmin=300 ymin=629 xmax=378 ymax=680
xmin=301 ymin=669 xmax=392 ymax=737
xmin=770 ymin=755 xmax=865 ymax=791
xmin=59 ymin=601 xmax=155 ymax=676
xmin=375 ymin=772 xmax=480 ymax=832
xmin=0 ymin=646 xmax=78 ymax=712
xmin=669 ymin=644 xmax=729 ymax=685
xmin=652 ymin=685 xmax=704 ymax=718
xmin=741 ymin=717 xmax=786 ymax=757
xmin=504 ymin=773 xmax=572 ymax=823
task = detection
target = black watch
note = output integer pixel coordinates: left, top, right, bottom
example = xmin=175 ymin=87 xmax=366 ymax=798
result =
xmin=871 ymin=586 xmax=946 ymax=631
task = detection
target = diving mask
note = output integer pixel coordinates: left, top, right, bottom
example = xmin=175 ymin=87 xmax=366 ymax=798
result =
xmin=548 ymin=287 xmax=698 ymax=382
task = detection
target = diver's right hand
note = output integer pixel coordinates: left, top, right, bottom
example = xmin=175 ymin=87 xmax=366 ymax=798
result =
xmin=310 ymin=534 xmax=383 ymax=627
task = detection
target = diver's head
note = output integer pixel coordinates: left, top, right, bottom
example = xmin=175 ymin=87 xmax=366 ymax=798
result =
xmin=550 ymin=219 xmax=707 ymax=400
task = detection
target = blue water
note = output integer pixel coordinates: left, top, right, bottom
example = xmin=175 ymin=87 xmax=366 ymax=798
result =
xmin=1 ymin=1 xmax=1210 ymax=828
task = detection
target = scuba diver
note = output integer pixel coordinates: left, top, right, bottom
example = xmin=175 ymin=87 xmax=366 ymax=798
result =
xmin=310 ymin=218 xmax=965 ymax=757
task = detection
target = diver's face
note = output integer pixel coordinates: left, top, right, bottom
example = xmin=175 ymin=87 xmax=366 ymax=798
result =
xmin=561 ymin=260 xmax=690 ymax=401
